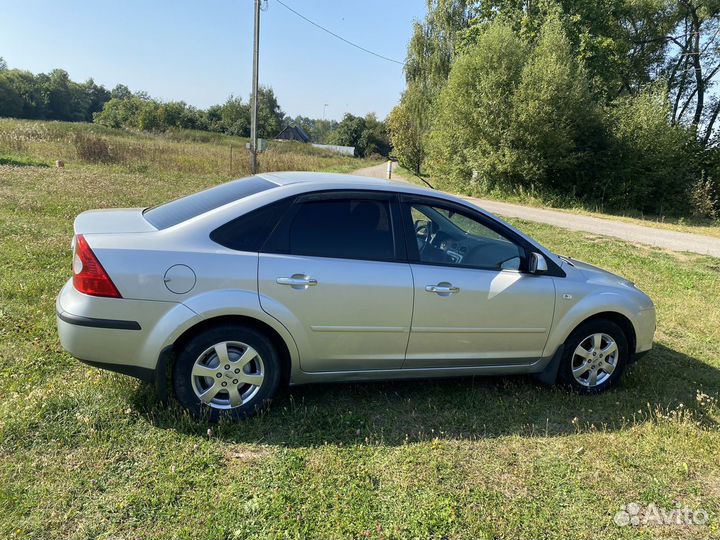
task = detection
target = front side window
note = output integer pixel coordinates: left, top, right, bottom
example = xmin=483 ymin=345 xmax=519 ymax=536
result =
xmin=285 ymin=198 xmax=396 ymax=261
xmin=408 ymin=202 xmax=523 ymax=270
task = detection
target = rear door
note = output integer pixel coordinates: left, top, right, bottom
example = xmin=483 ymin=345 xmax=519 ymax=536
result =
xmin=258 ymin=191 xmax=414 ymax=372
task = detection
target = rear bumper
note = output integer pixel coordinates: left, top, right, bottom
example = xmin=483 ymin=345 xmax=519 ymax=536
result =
xmin=56 ymin=310 xmax=142 ymax=331
xmin=56 ymin=280 xmax=199 ymax=382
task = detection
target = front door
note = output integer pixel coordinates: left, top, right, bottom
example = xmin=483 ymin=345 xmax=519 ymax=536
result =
xmin=401 ymin=198 xmax=556 ymax=367
xmin=258 ymin=192 xmax=413 ymax=372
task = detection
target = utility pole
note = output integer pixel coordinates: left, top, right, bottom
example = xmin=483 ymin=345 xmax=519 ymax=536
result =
xmin=250 ymin=0 xmax=261 ymax=174
xmin=323 ymin=103 xmax=328 ymax=121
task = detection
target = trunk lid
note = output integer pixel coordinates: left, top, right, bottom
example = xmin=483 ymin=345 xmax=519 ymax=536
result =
xmin=73 ymin=208 xmax=156 ymax=234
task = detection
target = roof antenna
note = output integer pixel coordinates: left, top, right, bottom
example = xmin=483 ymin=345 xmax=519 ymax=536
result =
xmin=413 ymin=172 xmax=435 ymax=190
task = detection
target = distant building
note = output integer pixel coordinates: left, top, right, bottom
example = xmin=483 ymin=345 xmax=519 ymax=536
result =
xmin=312 ymin=143 xmax=356 ymax=157
xmin=275 ymin=125 xmax=310 ymax=143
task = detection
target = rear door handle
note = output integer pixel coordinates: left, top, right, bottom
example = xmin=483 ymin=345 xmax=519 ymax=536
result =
xmin=425 ymin=283 xmax=459 ymax=295
xmin=276 ymin=274 xmax=318 ymax=289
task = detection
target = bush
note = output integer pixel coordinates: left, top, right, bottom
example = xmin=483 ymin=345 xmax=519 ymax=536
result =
xmin=424 ymin=17 xmax=704 ymax=217
xmin=690 ymin=176 xmax=719 ymax=219
xmin=604 ymin=90 xmax=699 ymax=214
xmin=72 ymin=132 xmax=112 ymax=163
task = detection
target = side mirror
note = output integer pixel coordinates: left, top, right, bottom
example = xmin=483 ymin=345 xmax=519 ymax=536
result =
xmin=528 ymin=252 xmax=548 ymax=274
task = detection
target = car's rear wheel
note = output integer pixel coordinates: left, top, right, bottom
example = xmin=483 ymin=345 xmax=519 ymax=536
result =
xmin=558 ymin=319 xmax=628 ymax=394
xmin=173 ymin=324 xmax=281 ymax=420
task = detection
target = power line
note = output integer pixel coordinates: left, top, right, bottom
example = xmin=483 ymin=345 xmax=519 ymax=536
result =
xmin=274 ymin=0 xmax=405 ymax=66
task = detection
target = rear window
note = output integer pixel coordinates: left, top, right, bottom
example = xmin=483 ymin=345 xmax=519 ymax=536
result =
xmin=143 ymin=177 xmax=275 ymax=229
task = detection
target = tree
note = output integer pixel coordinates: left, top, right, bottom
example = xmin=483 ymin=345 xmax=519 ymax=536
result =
xmin=307 ymin=118 xmax=338 ymax=143
xmin=94 ymin=96 xmax=149 ymax=129
xmin=662 ymin=0 xmax=720 ymax=144
xmin=110 ymin=84 xmax=132 ymax=101
xmin=397 ymin=0 xmax=474 ymax=170
xmin=388 ymin=82 xmax=432 ymax=174
xmin=82 ymin=79 xmax=112 ymax=121
xmin=328 ymin=113 xmax=390 ymax=157
xmin=3 ymin=70 xmax=48 ymax=119
xmin=0 ymin=73 xmax=23 ymax=118
xmin=405 ymin=0 xmax=474 ymax=93
xmin=0 ymin=57 xmax=7 ymax=71
xmin=42 ymin=70 xmax=70 ymax=120
xmin=330 ymin=113 xmax=366 ymax=155
xmin=358 ymin=113 xmax=391 ymax=157
xmin=426 ymin=20 xmax=528 ymax=189
xmin=253 ymin=86 xmax=284 ymax=139
xmin=507 ymin=16 xmax=603 ymax=194
xmin=220 ymin=96 xmax=250 ymax=136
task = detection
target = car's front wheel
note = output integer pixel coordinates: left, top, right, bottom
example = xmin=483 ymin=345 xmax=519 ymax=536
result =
xmin=173 ymin=324 xmax=281 ymax=420
xmin=558 ymin=319 xmax=628 ymax=394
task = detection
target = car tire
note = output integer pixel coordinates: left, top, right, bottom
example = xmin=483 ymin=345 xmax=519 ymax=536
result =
xmin=558 ymin=319 xmax=628 ymax=395
xmin=173 ymin=324 xmax=281 ymax=420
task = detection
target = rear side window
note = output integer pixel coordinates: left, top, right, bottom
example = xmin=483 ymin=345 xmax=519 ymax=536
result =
xmin=143 ymin=177 xmax=275 ymax=229
xmin=210 ymin=198 xmax=292 ymax=252
xmin=271 ymin=198 xmax=396 ymax=261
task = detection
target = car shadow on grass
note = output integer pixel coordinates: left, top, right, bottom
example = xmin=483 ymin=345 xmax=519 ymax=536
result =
xmin=132 ymin=342 xmax=719 ymax=447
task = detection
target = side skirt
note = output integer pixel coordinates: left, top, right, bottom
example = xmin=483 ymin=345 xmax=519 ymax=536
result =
xmin=290 ymin=353 xmax=559 ymax=385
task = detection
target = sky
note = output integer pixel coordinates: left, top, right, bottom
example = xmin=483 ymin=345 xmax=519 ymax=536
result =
xmin=0 ymin=0 xmax=426 ymax=121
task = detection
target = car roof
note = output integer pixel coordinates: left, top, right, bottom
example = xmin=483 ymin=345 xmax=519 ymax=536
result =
xmin=258 ymin=171 xmax=414 ymax=190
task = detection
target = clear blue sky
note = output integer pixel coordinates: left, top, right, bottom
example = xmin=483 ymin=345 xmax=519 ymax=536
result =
xmin=0 ymin=0 xmax=425 ymax=121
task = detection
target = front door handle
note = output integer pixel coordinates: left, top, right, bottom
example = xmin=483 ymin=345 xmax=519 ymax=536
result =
xmin=425 ymin=282 xmax=459 ymax=295
xmin=276 ymin=274 xmax=318 ymax=289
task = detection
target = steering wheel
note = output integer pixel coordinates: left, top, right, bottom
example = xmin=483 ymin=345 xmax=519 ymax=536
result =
xmin=415 ymin=220 xmax=433 ymax=252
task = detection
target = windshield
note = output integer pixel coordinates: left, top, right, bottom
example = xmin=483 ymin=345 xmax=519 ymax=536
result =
xmin=143 ymin=176 xmax=275 ymax=229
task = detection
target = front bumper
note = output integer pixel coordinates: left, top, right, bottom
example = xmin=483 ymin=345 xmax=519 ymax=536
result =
xmin=634 ymin=307 xmax=656 ymax=354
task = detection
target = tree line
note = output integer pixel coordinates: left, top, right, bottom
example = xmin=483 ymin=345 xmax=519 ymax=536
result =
xmin=388 ymin=0 xmax=720 ymax=218
xmin=0 ymin=58 xmax=390 ymax=158
xmin=0 ymin=60 xmax=110 ymax=122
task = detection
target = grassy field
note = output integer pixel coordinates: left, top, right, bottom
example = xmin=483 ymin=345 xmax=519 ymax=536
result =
xmin=1 ymin=121 xmax=720 ymax=539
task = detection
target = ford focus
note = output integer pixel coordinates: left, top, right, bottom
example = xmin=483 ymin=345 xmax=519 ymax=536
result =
xmin=56 ymin=172 xmax=656 ymax=419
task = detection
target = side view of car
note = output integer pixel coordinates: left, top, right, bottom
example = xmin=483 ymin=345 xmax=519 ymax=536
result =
xmin=56 ymin=172 xmax=656 ymax=419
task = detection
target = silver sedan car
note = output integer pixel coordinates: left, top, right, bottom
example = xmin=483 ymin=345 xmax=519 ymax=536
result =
xmin=56 ymin=172 xmax=656 ymax=419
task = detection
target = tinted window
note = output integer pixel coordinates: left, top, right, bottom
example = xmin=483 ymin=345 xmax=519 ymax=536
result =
xmin=285 ymin=199 xmax=396 ymax=260
xmin=143 ymin=177 xmax=275 ymax=229
xmin=409 ymin=203 xmax=523 ymax=270
xmin=210 ymin=198 xmax=292 ymax=252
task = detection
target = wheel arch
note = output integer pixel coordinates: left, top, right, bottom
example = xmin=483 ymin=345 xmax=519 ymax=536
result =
xmin=160 ymin=315 xmax=294 ymax=398
xmin=544 ymin=289 xmax=641 ymax=359
xmin=575 ymin=311 xmax=637 ymax=354
xmin=534 ymin=310 xmax=637 ymax=386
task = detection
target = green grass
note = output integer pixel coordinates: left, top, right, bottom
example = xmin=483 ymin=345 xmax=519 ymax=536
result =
xmin=1 ymin=122 xmax=720 ymax=539
xmin=0 ymin=154 xmax=49 ymax=167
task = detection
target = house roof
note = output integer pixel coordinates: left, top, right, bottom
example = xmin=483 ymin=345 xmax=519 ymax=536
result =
xmin=275 ymin=125 xmax=310 ymax=142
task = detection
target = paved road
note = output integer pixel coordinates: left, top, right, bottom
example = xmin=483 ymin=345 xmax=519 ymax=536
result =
xmin=353 ymin=163 xmax=720 ymax=258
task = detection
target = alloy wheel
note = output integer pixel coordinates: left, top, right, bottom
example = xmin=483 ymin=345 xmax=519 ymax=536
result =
xmin=190 ymin=341 xmax=265 ymax=409
xmin=571 ymin=332 xmax=618 ymax=388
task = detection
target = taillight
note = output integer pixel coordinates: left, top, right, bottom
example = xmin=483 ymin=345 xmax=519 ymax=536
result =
xmin=72 ymin=234 xmax=122 ymax=298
